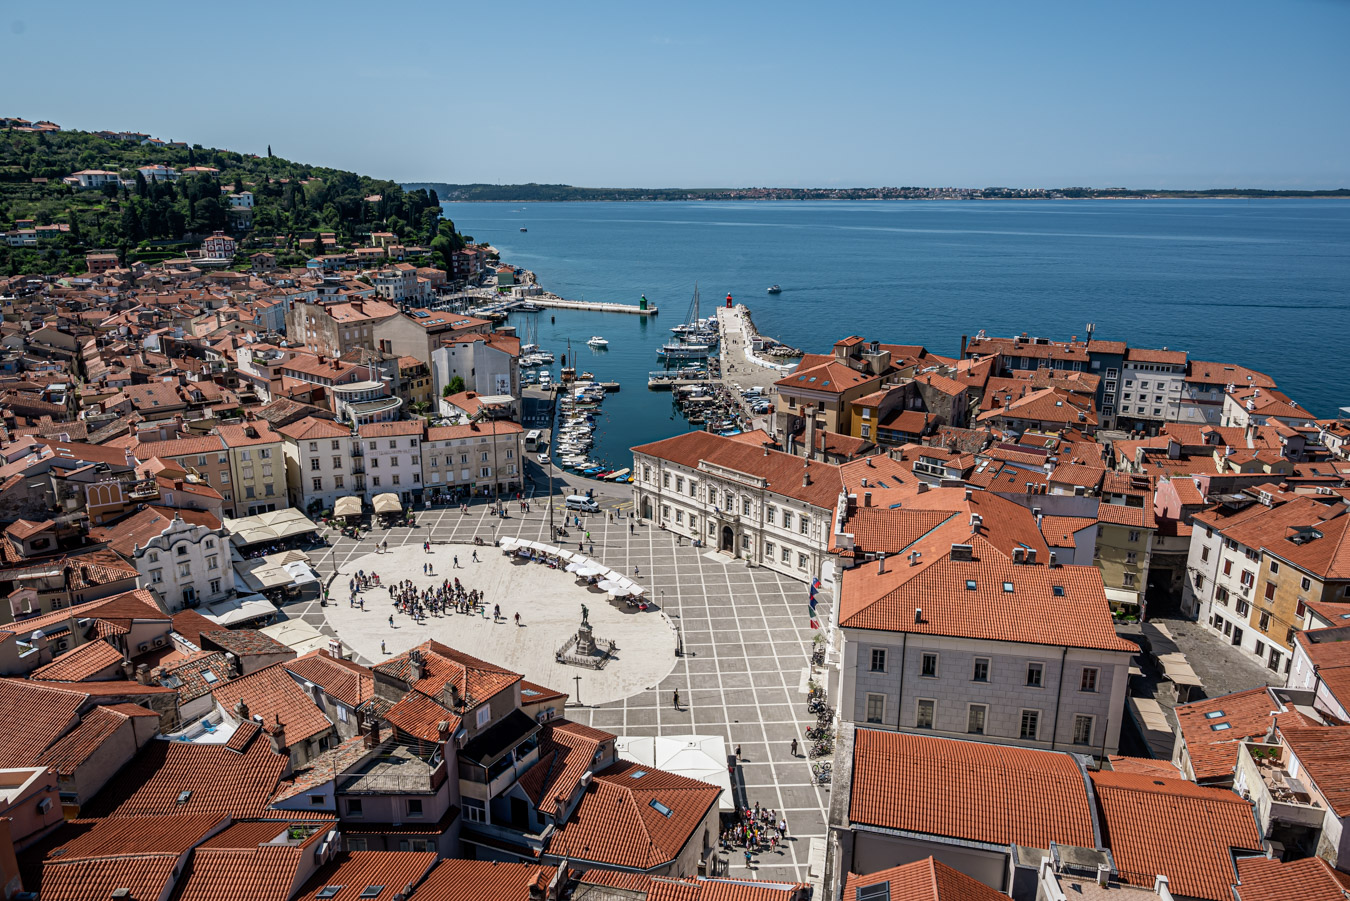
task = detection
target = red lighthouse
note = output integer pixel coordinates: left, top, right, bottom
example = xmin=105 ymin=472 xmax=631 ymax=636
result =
xmin=726 ymin=293 xmax=733 ymax=308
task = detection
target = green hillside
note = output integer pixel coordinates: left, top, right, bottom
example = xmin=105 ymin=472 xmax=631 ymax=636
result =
xmin=1 ymin=128 xmax=461 ymax=275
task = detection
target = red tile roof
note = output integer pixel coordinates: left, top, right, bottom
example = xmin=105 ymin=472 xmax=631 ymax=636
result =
xmin=35 ymin=706 xmax=133 ymax=775
xmin=295 ymin=850 xmax=439 ymax=901
xmin=82 ymin=725 xmax=288 ymax=818
xmin=211 ymin=661 xmax=333 ymax=748
xmin=547 ymin=758 xmax=720 ymax=871
xmin=384 ymin=691 xmax=460 ymax=743
xmin=0 ymin=678 xmax=85 ymax=765
xmin=848 ymin=730 xmax=1097 ymax=850
xmin=840 ymin=557 xmax=1136 ymax=653
xmin=1175 ymin=688 xmax=1315 ymax=782
xmin=1275 ymin=726 xmax=1350 ymax=816
xmin=1091 ymin=771 xmax=1262 ymax=901
xmin=409 ymin=859 xmax=550 ymax=901
xmin=842 ymin=857 xmax=1005 ymax=901
xmin=374 ymin=640 xmax=521 ymax=707
xmin=40 ymin=813 xmax=227 ymax=901
xmin=631 ymin=430 xmax=843 ymax=509
xmin=1233 ymin=856 xmax=1349 ymax=901
xmin=30 ymin=639 xmax=126 ymax=682
xmin=285 ymin=649 xmax=374 ymax=709
xmin=1106 ymin=755 xmax=1183 ymax=779
xmin=519 ymin=719 xmax=610 ymax=811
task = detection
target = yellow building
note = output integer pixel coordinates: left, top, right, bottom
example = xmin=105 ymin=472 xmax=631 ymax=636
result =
xmin=1095 ymin=501 xmax=1155 ymax=614
xmin=218 ymin=421 xmax=287 ymax=516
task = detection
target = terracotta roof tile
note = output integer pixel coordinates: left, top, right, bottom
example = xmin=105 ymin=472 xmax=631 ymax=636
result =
xmin=409 ymin=859 xmax=550 ymax=901
xmin=35 ymin=706 xmax=132 ymax=775
xmin=1275 ymin=726 xmax=1350 ymax=817
xmin=82 ymin=725 xmax=288 ymax=818
xmin=211 ymin=661 xmax=333 ymax=747
xmin=1039 ymin=515 xmax=1095 ymax=548
xmin=631 ymin=431 xmax=843 ymax=510
xmin=842 ymin=857 xmax=1005 ymax=901
xmin=1233 ymin=856 xmax=1349 ymax=901
xmin=1175 ymin=688 xmax=1309 ymax=782
xmin=848 ymin=729 xmax=1097 ymax=849
xmin=285 ymin=649 xmax=374 ymax=709
xmin=384 ymin=691 xmax=460 ymax=743
xmin=374 ymin=640 xmax=521 ymax=706
xmin=1106 ymin=755 xmax=1183 ymax=779
xmin=294 ymin=850 xmax=439 ymax=901
xmin=30 ymin=639 xmax=126 ymax=681
xmin=547 ymin=758 xmax=720 ymax=871
xmin=520 ymin=720 xmax=611 ymax=811
xmin=41 ymin=855 xmax=181 ymax=901
xmin=201 ymin=629 xmax=293 ymax=657
xmin=1091 ymin=771 xmax=1262 ymax=901
xmin=0 ymin=678 xmax=86 ymax=764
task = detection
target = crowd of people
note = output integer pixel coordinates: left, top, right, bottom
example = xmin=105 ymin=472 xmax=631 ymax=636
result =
xmin=723 ymin=802 xmax=790 ymax=867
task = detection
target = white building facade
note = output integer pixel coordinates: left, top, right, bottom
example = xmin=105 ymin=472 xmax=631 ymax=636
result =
xmin=135 ymin=514 xmax=230 ymax=614
xmin=357 ymin=420 xmax=425 ymax=503
xmin=278 ymin=417 xmax=355 ymax=514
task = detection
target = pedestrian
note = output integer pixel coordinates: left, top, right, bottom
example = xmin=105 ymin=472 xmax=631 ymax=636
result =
xmin=629 ymin=523 xmax=634 ymax=534
xmin=744 ymin=850 xmax=753 ymax=869
xmin=780 ymin=817 xmax=788 ymax=838
xmin=472 ymin=550 xmax=478 ymax=562
xmin=790 ymin=738 xmax=798 ymax=757
xmin=514 ymin=612 xmax=521 ymax=627
xmin=388 ymin=615 xmax=394 ymax=628
xmin=380 ymin=639 xmax=386 ymax=654
xmin=672 ymin=689 xmax=680 ymax=709
xmin=453 ymin=555 xmax=459 ymax=569
xmin=634 ymin=565 xmax=640 ymax=576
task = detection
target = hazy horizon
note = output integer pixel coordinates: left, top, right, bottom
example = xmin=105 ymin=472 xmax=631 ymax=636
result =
xmin=6 ymin=0 xmax=1348 ymax=189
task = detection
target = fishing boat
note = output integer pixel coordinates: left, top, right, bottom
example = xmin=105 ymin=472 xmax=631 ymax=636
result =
xmin=767 ymin=285 xmax=781 ymax=294
xmin=587 ymin=336 xmax=609 ymax=348
xmin=606 ymin=467 xmax=631 ymax=482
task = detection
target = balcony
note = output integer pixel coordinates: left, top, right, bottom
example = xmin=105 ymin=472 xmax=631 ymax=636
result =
xmin=1237 ymin=743 xmax=1324 ymax=832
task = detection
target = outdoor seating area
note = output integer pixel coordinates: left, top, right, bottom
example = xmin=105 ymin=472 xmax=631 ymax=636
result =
xmin=498 ymin=537 xmax=649 ymax=608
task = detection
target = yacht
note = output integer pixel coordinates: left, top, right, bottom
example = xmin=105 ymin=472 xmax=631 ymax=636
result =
xmin=587 ymin=336 xmax=609 ymax=348
xmin=767 ymin=285 xmax=782 ymax=294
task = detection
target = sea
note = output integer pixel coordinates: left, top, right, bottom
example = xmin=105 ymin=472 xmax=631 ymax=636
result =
xmin=442 ymin=199 xmax=1350 ymax=469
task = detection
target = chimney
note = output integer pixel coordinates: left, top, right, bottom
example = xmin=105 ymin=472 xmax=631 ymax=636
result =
xmin=1098 ymin=864 xmax=1111 ymax=888
xmin=964 ymin=487 xmax=972 ymax=501
xmin=269 ymin=714 xmax=287 ymax=754
xmin=1153 ymin=875 xmax=1169 ymax=897
xmin=763 ymin=444 xmax=769 ymax=456
xmin=1049 ymin=551 xmax=1058 ymax=567
xmin=908 ymin=550 xmax=921 ymax=566
xmin=234 ymin=698 xmax=249 ymax=721
xmin=804 ymin=409 xmax=816 ymax=462
xmin=121 ymin=658 xmax=134 ymax=681
xmin=408 ymin=649 xmax=425 ymax=682
xmin=950 ymin=544 xmax=974 ymax=562
xmin=803 ymin=470 xmax=811 ymax=488
xmin=1013 ymin=547 xmax=1025 ymax=564
xmin=1026 ymin=548 xmax=1038 ymax=565
xmin=917 ymin=482 xmax=930 ymax=494
xmin=877 ymin=553 xmax=886 ymax=574
xmin=863 ymin=492 xmax=871 ymax=507
xmin=437 ymin=720 xmax=450 ymax=741
xmin=364 ymin=715 xmax=382 ymax=749
xmin=135 ymin=663 xmax=150 ymax=685
xmin=914 ymin=607 xmax=922 ymax=623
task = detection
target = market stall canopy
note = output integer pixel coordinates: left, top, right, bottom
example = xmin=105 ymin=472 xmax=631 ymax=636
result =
xmin=235 ymin=549 xmax=316 ymax=593
xmin=576 ymin=564 xmax=606 ymax=578
xmin=597 ymin=579 xmax=621 ymax=592
xmin=202 ymin=593 xmax=277 ymax=628
xmin=372 ymin=493 xmax=402 ymax=514
xmin=499 ymin=537 xmax=522 ymax=551
xmin=334 ymin=496 xmax=363 ymax=517
xmin=225 ymin=509 xmax=320 ymax=547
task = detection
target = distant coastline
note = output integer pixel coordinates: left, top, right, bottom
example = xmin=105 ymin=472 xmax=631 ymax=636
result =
xmin=409 ymin=182 xmax=1350 ymax=203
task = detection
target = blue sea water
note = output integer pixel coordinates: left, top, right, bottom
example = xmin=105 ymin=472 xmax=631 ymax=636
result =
xmin=443 ymin=199 xmax=1350 ymax=467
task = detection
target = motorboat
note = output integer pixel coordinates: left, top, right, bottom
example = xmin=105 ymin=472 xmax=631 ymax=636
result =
xmin=767 ymin=285 xmax=781 ymax=294
xmin=587 ymin=336 xmax=609 ymax=348
xmin=520 ymin=227 xmax=528 ymax=232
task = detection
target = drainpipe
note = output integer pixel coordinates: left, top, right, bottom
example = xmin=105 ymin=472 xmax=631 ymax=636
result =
xmin=895 ymin=634 xmax=907 ymax=730
xmin=1049 ymin=647 xmax=1069 ymax=752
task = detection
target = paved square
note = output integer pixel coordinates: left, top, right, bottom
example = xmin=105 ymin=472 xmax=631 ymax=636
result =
xmin=297 ymin=487 xmax=834 ymax=884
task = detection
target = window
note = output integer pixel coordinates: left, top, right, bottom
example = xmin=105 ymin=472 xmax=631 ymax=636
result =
xmin=207 ymin=556 xmax=218 ymax=571
xmin=870 ymin=648 xmax=887 ymax=672
xmin=1268 ymin=648 xmax=1283 ymax=672
xmin=346 ymin=798 xmax=363 ymax=817
xmin=372 ymin=476 xmax=380 ymax=487
xmin=209 ymin=578 xmax=220 ymax=593
xmin=1080 ymin=668 xmax=1099 ymax=693
xmin=1026 ymin=662 xmax=1044 ymax=687
xmin=313 ymin=477 xmax=322 ymax=491
xmin=1236 ymin=599 xmax=1250 ymax=616
xmin=311 ymin=458 xmax=321 ymax=471
xmin=781 ymin=547 xmax=790 ymax=563
xmin=1020 ymin=709 xmax=1040 ymax=740
xmin=742 ymin=498 xmax=751 ymax=516
xmin=967 ymin=705 xmax=987 ymax=735
xmin=676 ymin=477 xmax=684 ymax=492
xmin=675 ymin=510 xmax=684 ymax=525
xmin=972 ymin=658 xmax=990 ymax=683
xmin=150 ymin=569 xmax=163 ymax=584
xmin=916 ymin=699 xmax=935 ymax=729
xmin=389 ymin=440 xmax=397 ymax=449
xmin=392 ymin=474 xmax=401 ymax=485
xmin=1123 ymin=572 xmax=1136 ymax=587
xmin=1302 ymin=576 xmax=1312 ymax=591
xmin=406 ymin=799 xmax=423 ymax=817
xmin=920 ymin=653 xmax=938 ymax=678
xmin=476 ymin=706 xmax=490 ymax=728
xmin=798 ymin=553 xmax=808 ymax=569
xmin=1126 ymin=551 xmax=1138 ymax=564
xmin=1264 ymin=582 xmax=1277 ymax=601
xmin=1259 ymin=612 xmax=1271 ymax=631
xmin=1223 ymin=559 xmax=1233 ymax=576
xmin=782 ymin=511 xmax=792 ymax=530
xmin=764 ymin=541 xmax=775 ymax=558
xmin=335 ymin=475 xmax=344 ymax=488
xmin=1270 ymin=561 xmax=1280 ymax=574
xmin=260 ymin=448 xmax=271 ymax=459
xmin=240 ymin=450 xmax=251 ymax=462
xmin=1201 ymin=545 xmax=1210 ymax=562
xmin=178 ymin=563 xmax=191 ymax=578
xmin=1128 ymin=530 xmax=1140 ymax=543
xmin=800 ymin=516 xmax=810 ymax=536
xmin=865 ymin=694 xmax=885 ymax=724
xmin=663 ymin=473 xmax=670 ymax=488
xmin=332 ymin=440 xmax=341 ymax=450
xmin=1072 ymin=715 xmax=1094 ymax=746
xmin=766 ymin=507 xmax=775 ymax=525
xmin=333 ymin=456 xmax=342 ymax=468
xmin=463 ymin=798 xmax=485 ymax=823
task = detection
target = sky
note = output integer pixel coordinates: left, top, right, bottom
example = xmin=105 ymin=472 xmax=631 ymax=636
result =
xmin=6 ymin=1 xmax=1349 ymax=189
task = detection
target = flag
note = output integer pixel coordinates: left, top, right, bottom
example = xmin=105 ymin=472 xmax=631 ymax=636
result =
xmin=808 ymin=578 xmax=821 ymax=630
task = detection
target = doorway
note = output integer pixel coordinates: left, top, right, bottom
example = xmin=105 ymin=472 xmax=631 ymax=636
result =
xmin=720 ymin=526 xmax=734 ymax=553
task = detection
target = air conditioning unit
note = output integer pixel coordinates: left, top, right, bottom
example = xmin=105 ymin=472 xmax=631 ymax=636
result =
xmin=137 ymin=641 xmax=150 ymax=653
xmin=36 ymin=797 xmax=51 ymax=814
xmin=1240 ymin=583 xmax=1251 ymax=596
xmin=153 ymin=636 xmax=166 ymax=648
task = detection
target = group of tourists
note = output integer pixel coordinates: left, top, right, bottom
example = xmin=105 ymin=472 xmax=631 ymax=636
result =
xmin=723 ymin=802 xmax=789 ymax=866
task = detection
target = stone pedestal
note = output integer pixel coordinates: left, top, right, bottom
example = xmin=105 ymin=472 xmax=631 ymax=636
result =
xmin=576 ymin=623 xmax=597 ymax=656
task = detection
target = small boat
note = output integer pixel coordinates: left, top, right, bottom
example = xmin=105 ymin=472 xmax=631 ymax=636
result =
xmin=519 ymin=302 xmax=540 ymax=312
xmin=767 ymin=285 xmax=781 ymax=294
xmin=607 ymin=467 xmax=631 ymax=482
xmin=520 ymin=227 xmax=528 ymax=232
xmin=587 ymin=336 xmax=609 ymax=348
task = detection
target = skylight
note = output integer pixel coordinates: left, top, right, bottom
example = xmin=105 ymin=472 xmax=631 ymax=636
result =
xmin=629 ymin=769 xmax=647 ymax=779
xmin=965 ymin=580 xmax=977 ymax=591
xmin=317 ymin=888 xmax=344 ymax=899
xmin=202 ymin=670 xmax=218 ymax=683
xmin=1210 ymin=723 xmax=1232 ymax=732
xmin=649 ymin=799 xmax=673 ymax=817
xmin=1002 ymin=582 xmax=1014 ymax=593
xmin=360 ymin=887 xmax=385 ymax=899
xmin=1204 ymin=710 xmax=1225 ymax=719
xmin=1052 ymin=586 xmax=1065 ymax=597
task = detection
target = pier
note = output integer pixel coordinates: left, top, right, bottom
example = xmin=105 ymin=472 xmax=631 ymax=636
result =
xmin=469 ymin=295 xmax=658 ymax=318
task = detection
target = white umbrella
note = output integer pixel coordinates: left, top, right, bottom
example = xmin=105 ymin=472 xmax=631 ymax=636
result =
xmin=499 ymin=537 xmax=520 ymax=551
xmin=603 ymin=570 xmax=625 ymax=582
xmin=372 ymin=493 xmax=401 ymax=514
xmin=597 ymin=579 xmax=621 ymax=592
xmin=565 ymin=562 xmax=583 ymax=573
xmin=333 ymin=496 xmax=362 ymax=517
xmin=577 ymin=564 xmax=606 ymax=578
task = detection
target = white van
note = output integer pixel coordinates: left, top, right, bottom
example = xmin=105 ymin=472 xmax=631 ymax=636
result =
xmin=565 ymin=495 xmax=600 ymax=513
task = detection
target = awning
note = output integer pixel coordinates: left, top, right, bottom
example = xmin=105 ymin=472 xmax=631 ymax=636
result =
xmin=235 ymin=550 xmax=316 ymax=593
xmin=334 ymin=496 xmax=362 ymax=517
xmin=225 ymin=509 xmax=320 ymax=547
xmin=202 ymin=594 xmax=278 ymax=627
xmin=616 ymin=734 xmax=734 ymax=811
xmin=1104 ymin=587 xmax=1142 ymax=607
xmin=372 ymin=493 xmax=401 ymax=514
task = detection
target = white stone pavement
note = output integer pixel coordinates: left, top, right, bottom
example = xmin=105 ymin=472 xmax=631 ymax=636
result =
xmin=324 ymin=543 xmax=677 ymax=705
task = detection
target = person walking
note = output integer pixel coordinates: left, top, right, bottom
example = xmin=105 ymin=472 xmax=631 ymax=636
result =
xmin=514 ymin=612 xmax=521 ymax=627
xmin=790 ymin=738 xmax=798 ymax=757
xmin=388 ymin=615 xmax=394 ymax=628
xmin=380 ymin=639 xmax=386 ymax=654
xmin=472 ymin=550 xmax=478 ymax=563
xmin=672 ymin=689 xmax=680 ymax=709
xmin=735 ymin=744 xmax=742 ymax=760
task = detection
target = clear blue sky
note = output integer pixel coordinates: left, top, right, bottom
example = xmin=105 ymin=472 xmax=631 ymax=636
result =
xmin=6 ymin=1 xmax=1348 ymax=188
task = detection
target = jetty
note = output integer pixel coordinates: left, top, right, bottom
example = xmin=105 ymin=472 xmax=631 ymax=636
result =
xmin=469 ymin=295 xmax=657 ymax=318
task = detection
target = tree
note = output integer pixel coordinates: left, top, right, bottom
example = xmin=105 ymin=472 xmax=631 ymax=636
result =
xmin=267 ymin=144 xmax=273 ymax=158
xmin=446 ymin=376 xmax=466 ymax=396
xmin=134 ymin=170 xmax=148 ymax=198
